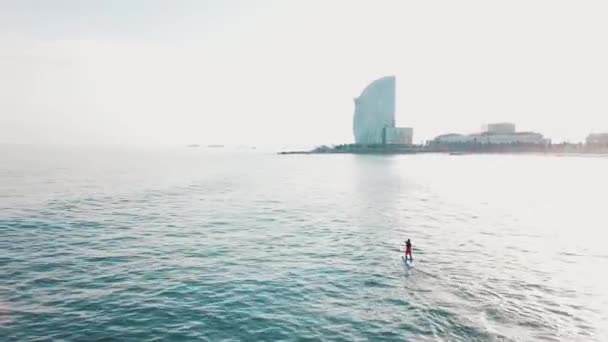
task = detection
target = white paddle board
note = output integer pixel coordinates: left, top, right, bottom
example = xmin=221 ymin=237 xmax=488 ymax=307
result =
xmin=401 ymin=255 xmax=414 ymax=268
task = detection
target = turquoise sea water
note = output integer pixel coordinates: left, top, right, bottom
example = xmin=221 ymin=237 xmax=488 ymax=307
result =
xmin=1 ymin=145 xmax=607 ymax=341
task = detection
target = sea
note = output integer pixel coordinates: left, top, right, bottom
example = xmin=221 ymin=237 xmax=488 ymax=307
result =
xmin=1 ymin=145 xmax=607 ymax=341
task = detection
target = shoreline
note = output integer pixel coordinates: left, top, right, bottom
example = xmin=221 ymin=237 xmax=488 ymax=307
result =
xmin=278 ymin=145 xmax=608 ymax=156
xmin=279 ymin=151 xmax=608 ymax=157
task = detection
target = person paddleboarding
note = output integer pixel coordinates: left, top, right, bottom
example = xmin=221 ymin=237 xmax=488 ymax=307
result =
xmin=404 ymin=239 xmax=413 ymax=262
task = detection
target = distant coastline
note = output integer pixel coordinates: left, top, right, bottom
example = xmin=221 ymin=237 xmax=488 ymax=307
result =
xmin=279 ymin=143 xmax=608 ymax=156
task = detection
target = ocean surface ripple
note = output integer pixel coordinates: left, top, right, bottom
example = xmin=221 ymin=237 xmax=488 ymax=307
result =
xmin=1 ymin=146 xmax=607 ymax=341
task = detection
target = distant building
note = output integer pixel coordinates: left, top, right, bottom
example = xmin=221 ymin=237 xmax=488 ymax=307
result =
xmin=433 ymin=125 xmax=549 ymax=145
xmin=353 ymin=76 xmax=413 ymax=145
xmin=586 ymin=133 xmax=608 ymax=146
xmin=433 ymin=133 xmax=474 ymax=144
xmin=353 ymin=76 xmax=395 ymax=144
xmin=482 ymin=123 xmax=516 ymax=134
xmin=384 ymin=127 xmax=413 ymax=145
xmin=470 ymin=132 xmax=548 ymax=145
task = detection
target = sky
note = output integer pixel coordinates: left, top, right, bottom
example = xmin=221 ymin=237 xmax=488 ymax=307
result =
xmin=1 ymin=0 xmax=607 ymax=147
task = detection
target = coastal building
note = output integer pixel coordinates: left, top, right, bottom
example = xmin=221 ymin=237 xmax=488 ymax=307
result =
xmin=385 ymin=127 xmax=413 ymax=145
xmin=469 ymin=132 xmax=548 ymax=145
xmin=353 ymin=76 xmax=413 ymax=145
xmin=482 ymin=122 xmax=516 ymax=134
xmin=586 ymin=133 xmax=608 ymax=146
xmin=433 ymin=124 xmax=549 ymax=145
xmin=433 ymin=133 xmax=474 ymax=144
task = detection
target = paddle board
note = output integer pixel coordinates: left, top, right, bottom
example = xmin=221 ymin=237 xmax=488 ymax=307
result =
xmin=401 ymin=255 xmax=414 ymax=268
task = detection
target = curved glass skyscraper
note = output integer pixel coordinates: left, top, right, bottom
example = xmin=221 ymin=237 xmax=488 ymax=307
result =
xmin=353 ymin=76 xmax=396 ymax=144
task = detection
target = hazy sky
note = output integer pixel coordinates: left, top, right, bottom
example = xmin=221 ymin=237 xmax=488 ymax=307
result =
xmin=1 ymin=0 xmax=607 ymax=147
